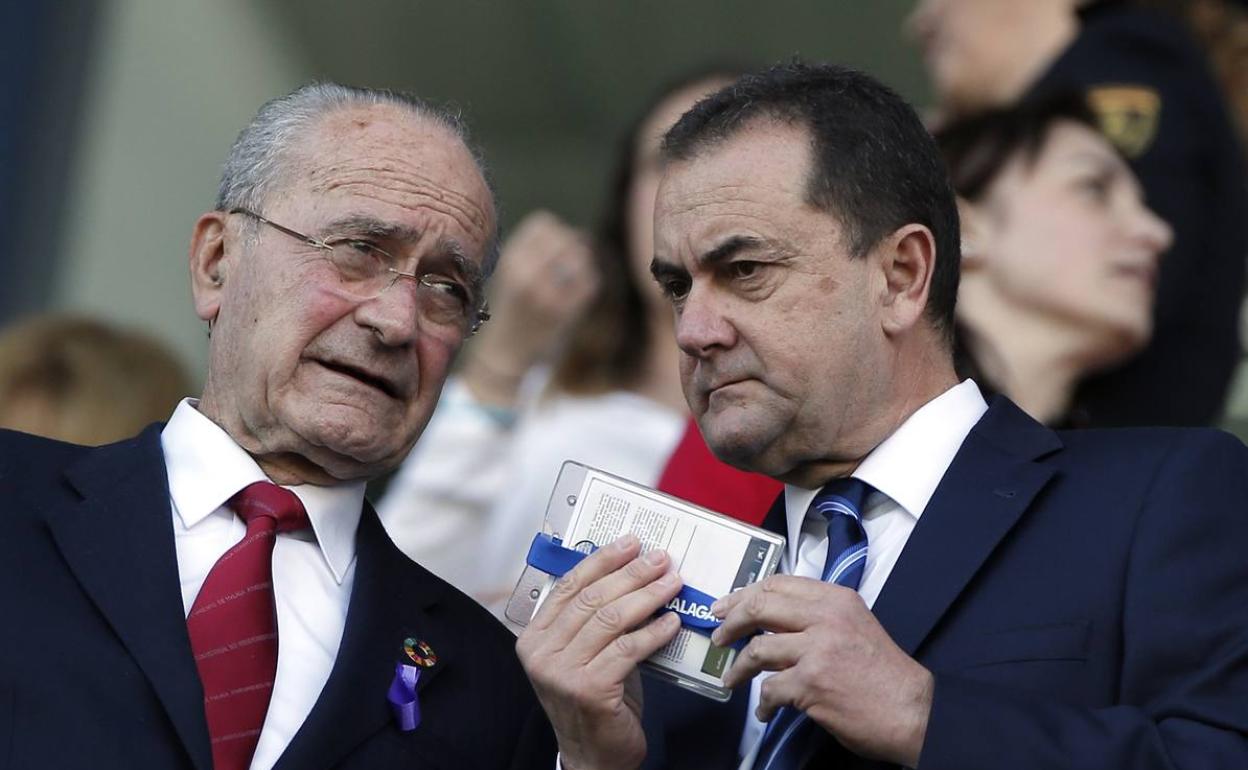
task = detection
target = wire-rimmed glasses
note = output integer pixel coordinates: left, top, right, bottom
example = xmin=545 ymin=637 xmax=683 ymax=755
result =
xmin=230 ymin=207 xmax=490 ymax=339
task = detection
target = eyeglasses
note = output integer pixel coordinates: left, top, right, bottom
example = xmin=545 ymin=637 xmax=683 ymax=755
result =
xmin=230 ymin=208 xmax=490 ymax=339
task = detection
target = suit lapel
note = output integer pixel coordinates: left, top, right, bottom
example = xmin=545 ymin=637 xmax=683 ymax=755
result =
xmin=275 ymin=503 xmax=451 ymax=770
xmin=870 ymin=398 xmax=1062 ymax=657
xmin=44 ymin=425 xmax=213 ymax=770
xmin=751 ymin=398 xmax=1060 ymax=770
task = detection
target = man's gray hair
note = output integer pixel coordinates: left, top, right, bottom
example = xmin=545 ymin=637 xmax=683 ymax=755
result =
xmin=215 ymin=82 xmax=500 ymax=273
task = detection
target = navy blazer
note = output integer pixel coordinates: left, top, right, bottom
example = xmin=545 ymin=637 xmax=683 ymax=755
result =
xmin=0 ymin=425 xmax=555 ymax=770
xmin=641 ymin=397 xmax=1248 ymax=769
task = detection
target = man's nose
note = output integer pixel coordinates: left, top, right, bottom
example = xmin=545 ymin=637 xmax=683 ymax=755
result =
xmin=674 ymin=287 xmax=737 ymax=358
xmin=354 ymin=279 xmax=422 ymax=347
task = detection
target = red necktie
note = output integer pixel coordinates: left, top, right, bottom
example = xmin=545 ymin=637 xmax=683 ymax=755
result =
xmin=187 ymin=481 xmax=310 ymax=770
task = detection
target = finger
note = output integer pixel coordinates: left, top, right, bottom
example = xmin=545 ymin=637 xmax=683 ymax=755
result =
xmin=527 ymin=534 xmax=641 ymax=634
xmin=541 ymin=266 xmax=598 ymax=310
xmin=498 ymin=212 xmax=551 ymax=266
xmin=721 ymin=631 xmax=805 ymax=688
xmin=591 ymin=610 xmax=683 ymax=683
xmin=711 ymin=583 xmax=835 ymax=647
xmin=530 ymin=216 xmax=582 ymax=261
xmin=547 ymin=225 xmax=591 ymax=258
xmin=542 ymin=237 xmax=595 ymax=289
xmin=517 ymin=209 xmax=563 ymax=242
xmin=539 ymin=547 xmax=675 ymax=651
xmin=502 ymin=211 xmax=573 ymax=272
xmin=563 ymin=566 xmax=683 ymax=665
xmin=711 ymin=574 xmax=833 ymax=617
xmin=756 ymin=668 xmax=803 ymax=723
xmin=545 ymin=256 xmax=590 ymax=293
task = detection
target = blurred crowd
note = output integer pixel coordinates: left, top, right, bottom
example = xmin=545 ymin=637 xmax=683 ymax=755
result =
xmin=3 ymin=0 xmax=1247 ymax=622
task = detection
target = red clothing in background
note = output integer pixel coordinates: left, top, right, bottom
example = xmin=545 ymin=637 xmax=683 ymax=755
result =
xmin=656 ymin=417 xmax=782 ymax=526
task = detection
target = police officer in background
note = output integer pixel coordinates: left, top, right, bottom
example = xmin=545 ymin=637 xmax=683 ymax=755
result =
xmin=908 ymin=0 xmax=1248 ymax=427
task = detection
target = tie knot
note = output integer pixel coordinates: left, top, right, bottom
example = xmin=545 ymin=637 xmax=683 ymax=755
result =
xmin=228 ymin=481 xmax=310 ymax=533
xmin=811 ymin=477 xmax=870 ymax=523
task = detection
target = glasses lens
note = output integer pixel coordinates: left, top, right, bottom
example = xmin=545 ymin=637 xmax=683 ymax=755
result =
xmin=325 ymin=240 xmax=392 ymax=296
xmin=321 ymin=239 xmax=481 ymax=341
xmin=417 ymin=276 xmax=475 ymax=334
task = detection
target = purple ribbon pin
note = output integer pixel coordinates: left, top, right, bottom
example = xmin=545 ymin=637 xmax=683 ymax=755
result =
xmin=387 ymin=662 xmax=421 ymax=731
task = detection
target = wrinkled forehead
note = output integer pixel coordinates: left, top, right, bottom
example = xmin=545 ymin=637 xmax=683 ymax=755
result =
xmin=278 ymin=104 xmax=496 ymax=253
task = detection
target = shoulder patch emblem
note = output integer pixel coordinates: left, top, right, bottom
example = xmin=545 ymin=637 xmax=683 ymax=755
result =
xmin=1086 ymin=85 xmax=1162 ymax=158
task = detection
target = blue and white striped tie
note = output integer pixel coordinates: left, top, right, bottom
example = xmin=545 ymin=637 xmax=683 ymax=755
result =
xmin=750 ymin=477 xmax=870 ymax=770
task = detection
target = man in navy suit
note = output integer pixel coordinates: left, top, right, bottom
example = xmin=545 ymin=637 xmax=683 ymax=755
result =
xmin=516 ymin=62 xmax=1248 ymax=769
xmin=0 ymin=83 xmax=552 ymax=769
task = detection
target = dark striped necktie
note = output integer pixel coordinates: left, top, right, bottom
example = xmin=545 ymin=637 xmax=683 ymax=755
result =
xmin=187 ymin=481 xmax=310 ymax=770
xmin=750 ymin=477 xmax=871 ymax=770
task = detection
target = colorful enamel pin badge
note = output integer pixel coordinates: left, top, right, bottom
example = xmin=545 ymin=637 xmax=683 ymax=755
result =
xmin=388 ymin=637 xmax=437 ymax=732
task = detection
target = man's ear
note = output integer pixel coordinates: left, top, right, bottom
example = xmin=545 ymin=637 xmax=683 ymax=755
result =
xmin=878 ymin=223 xmax=936 ymax=337
xmin=189 ymin=211 xmax=230 ymax=324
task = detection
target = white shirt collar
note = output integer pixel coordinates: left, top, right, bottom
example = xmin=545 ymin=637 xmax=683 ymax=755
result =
xmin=160 ymin=398 xmax=365 ymax=584
xmin=782 ymin=380 xmax=988 ymax=567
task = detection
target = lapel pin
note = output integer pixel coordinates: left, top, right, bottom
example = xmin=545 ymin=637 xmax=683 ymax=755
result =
xmin=387 ymin=662 xmax=421 ymax=732
xmin=403 ymin=637 xmax=437 ymax=668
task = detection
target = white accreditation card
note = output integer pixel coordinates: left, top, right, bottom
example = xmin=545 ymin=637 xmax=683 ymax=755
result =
xmin=507 ymin=461 xmax=785 ymax=701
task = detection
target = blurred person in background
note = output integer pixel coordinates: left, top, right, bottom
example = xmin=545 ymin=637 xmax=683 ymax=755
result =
xmin=0 ymin=315 xmax=192 ymax=444
xmin=938 ymin=94 xmax=1173 ymax=424
xmin=907 ymin=0 xmax=1248 ymax=427
xmin=379 ymin=69 xmax=781 ymax=617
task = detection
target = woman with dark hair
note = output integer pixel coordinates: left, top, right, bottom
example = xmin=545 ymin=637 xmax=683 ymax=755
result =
xmin=378 ymin=72 xmax=744 ymax=617
xmin=938 ymin=94 xmax=1173 ymax=424
xmin=908 ymin=0 xmax=1247 ymax=428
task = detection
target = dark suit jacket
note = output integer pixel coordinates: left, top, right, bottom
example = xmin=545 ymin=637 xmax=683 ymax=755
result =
xmin=0 ymin=425 xmax=555 ymax=770
xmin=640 ymin=397 xmax=1248 ymax=768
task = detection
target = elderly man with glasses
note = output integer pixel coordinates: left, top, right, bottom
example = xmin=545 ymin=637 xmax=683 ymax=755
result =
xmin=0 ymin=83 xmax=553 ymax=770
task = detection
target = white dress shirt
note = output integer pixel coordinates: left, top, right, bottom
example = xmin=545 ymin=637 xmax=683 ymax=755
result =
xmin=161 ymin=399 xmax=366 ymax=770
xmin=737 ymin=380 xmax=988 ymax=767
